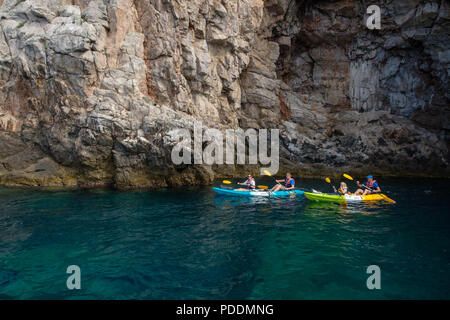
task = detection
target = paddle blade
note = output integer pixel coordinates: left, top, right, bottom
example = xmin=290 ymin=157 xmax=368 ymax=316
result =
xmin=343 ymin=173 xmax=353 ymax=181
xmin=263 ymin=170 xmax=272 ymax=177
xmin=381 ymin=194 xmax=396 ymax=203
xmin=258 ymin=185 xmax=268 ymax=190
xmin=222 ymin=180 xmax=232 ymax=184
xmin=325 ymin=177 xmax=331 ymax=183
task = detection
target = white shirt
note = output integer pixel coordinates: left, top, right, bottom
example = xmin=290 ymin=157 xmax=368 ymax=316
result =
xmin=243 ymin=178 xmax=256 ymax=187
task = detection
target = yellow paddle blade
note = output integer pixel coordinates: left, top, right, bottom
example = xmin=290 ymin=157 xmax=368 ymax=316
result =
xmin=325 ymin=177 xmax=331 ymax=183
xmin=258 ymin=185 xmax=268 ymax=190
xmin=343 ymin=173 xmax=353 ymax=181
xmin=380 ymin=194 xmax=396 ymax=203
xmin=263 ymin=169 xmax=272 ymax=177
xmin=222 ymin=180 xmax=232 ymax=184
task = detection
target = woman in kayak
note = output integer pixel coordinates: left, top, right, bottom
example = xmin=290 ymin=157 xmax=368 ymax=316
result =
xmin=355 ymin=175 xmax=381 ymax=195
xmin=270 ymin=173 xmax=295 ymax=192
xmin=235 ymin=175 xmax=256 ymax=191
xmin=333 ymin=182 xmax=350 ymax=195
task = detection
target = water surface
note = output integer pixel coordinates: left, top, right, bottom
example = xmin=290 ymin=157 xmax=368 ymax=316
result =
xmin=0 ymin=178 xmax=449 ymax=299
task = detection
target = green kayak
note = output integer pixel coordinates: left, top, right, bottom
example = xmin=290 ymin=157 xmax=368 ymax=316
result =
xmin=304 ymin=192 xmax=346 ymax=203
xmin=304 ymin=192 xmax=395 ymax=203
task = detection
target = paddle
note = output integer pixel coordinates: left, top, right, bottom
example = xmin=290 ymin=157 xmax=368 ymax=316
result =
xmin=263 ymin=170 xmax=295 ymax=197
xmin=224 ymin=179 xmax=256 ymax=187
xmin=378 ymin=193 xmax=396 ymax=203
xmin=222 ymin=180 xmax=253 ymax=190
xmin=324 ymin=177 xmax=346 ymax=202
xmin=324 ymin=177 xmax=338 ymax=193
xmin=342 ymin=173 xmax=396 ymax=203
xmin=343 ymin=173 xmax=353 ymax=181
xmin=343 ymin=173 xmax=367 ymax=191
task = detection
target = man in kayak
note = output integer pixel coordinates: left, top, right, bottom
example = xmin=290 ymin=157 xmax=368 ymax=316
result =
xmin=355 ymin=175 xmax=381 ymax=195
xmin=270 ymin=172 xmax=295 ymax=192
xmin=235 ymin=175 xmax=256 ymax=191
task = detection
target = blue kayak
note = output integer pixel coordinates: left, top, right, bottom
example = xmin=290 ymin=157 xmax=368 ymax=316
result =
xmin=212 ymin=187 xmax=304 ymax=198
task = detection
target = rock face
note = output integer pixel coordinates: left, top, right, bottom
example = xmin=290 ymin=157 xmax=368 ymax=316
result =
xmin=0 ymin=0 xmax=448 ymax=188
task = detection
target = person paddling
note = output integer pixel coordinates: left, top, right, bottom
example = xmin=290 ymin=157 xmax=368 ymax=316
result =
xmin=235 ymin=175 xmax=256 ymax=191
xmin=333 ymin=182 xmax=350 ymax=195
xmin=270 ymin=172 xmax=295 ymax=192
xmin=355 ymin=175 xmax=381 ymax=195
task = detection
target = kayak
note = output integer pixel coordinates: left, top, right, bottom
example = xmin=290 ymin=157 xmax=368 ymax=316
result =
xmin=213 ymin=187 xmax=304 ymax=198
xmin=304 ymin=192 xmax=393 ymax=203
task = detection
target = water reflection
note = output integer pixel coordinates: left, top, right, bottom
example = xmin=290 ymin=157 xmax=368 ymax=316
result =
xmin=303 ymin=200 xmax=347 ymax=214
xmin=213 ymin=193 xmax=301 ymax=211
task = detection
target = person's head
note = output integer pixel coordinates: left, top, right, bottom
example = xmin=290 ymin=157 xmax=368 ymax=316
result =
xmin=366 ymin=175 xmax=373 ymax=182
xmin=340 ymin=182 xmax=347 ymax=189
xmin=286 ymin=172 xmax=291 ymax=179
xmin=247 ymin=174 xmax=253 ymax=180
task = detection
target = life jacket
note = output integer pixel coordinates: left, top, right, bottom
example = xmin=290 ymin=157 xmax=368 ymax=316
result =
xmin=365 ymin=180 xmax=377 ymax=189
xmin=246 ymin=179 xmax=255 ymax=187
xmin=284 ymin=178 xmax=295 ymax=188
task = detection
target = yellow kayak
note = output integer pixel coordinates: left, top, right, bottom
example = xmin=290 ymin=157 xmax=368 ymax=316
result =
xmin=304 ymin=192 xmax=395 ymax=204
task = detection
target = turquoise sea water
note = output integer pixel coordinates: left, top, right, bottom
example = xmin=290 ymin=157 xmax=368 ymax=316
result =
xmin=0 ymin=178 xmax=449 ymax=299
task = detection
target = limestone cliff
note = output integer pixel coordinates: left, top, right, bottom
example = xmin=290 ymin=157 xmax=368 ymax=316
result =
xmin=0 ymin=0 xmax=448 ymax=188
